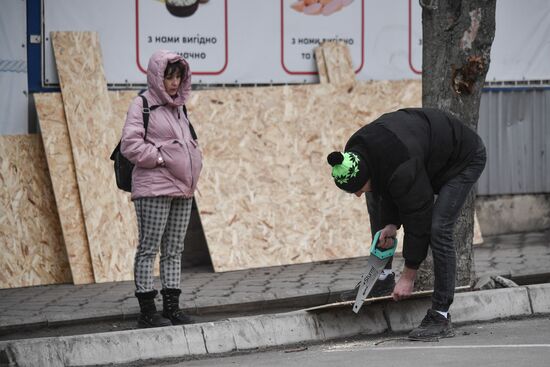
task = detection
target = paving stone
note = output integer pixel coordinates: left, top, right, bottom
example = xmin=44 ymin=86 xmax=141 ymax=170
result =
xmin=224 ymin=293 xmax=268 ymax=303
xmin=0 ymin=314 xmax=47 ymax=328
xmin=231 ymin=285 xmax=267 ymax=292
xmin=3 ymin=304 xmax=45 ymax=312
xmin=0 ymin=231 xmax=548 ymax=332
xmin=45 ymin=308 xmax=121 ymax=323
xmin=208 ymin=278 xmax=242 ymax=287
xmin=195 ymin=297 xmax=237 ymax=308
xmin=267 ymin=278 xmax=301 ymax=283
xmin=209 ymin=274 xmax=248 ymax=281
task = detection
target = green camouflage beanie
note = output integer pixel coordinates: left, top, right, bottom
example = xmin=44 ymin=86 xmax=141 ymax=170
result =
xmin=327 ymin=151 xmax=369 ymax=193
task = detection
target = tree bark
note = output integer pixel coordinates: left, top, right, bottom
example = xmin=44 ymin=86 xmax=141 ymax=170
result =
xmin=415 ymin=0 xmax=496 ymax=290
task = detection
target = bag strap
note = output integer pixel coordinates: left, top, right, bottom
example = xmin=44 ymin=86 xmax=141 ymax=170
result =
xmin=182 ymin=105 xmax=188 ymax=119
xmin=182 ymin=105 xmax=198 ymax=140
xmin=139 ymin=94 xmax=161 ymax=140
xmin=139 ymin=94 xmax=196 ymax=141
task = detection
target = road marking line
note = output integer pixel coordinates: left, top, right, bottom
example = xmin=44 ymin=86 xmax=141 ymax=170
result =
xmin=370 ymin=344 xmax=550 ymax=351
xmin=324 ymin=344 xmax=550 ymax=353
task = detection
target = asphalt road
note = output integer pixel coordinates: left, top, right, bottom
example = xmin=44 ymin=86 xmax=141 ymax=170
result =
xmin=152 ymin=316 xmax=550 ymax=367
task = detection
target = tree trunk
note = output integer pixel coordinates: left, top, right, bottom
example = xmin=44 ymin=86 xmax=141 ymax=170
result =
xmin=415 ymin=0 xmax=496 ymax=290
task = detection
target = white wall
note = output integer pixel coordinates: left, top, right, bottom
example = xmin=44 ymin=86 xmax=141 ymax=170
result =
xmin=476 ymin=194 xmax=550 ymax=236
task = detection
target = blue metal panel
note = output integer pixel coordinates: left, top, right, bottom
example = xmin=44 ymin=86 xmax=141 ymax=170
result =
xmin=27 ymin=0 xmax=59 ymax=93
xmin=27 ymin=0 xmax=41 ymax=92
xmin=477 ymin=88 xmax=550 ymax=195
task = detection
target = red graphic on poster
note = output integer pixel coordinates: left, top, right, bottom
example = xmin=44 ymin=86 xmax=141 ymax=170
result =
xmin=135 ymin=0 xmax=228 ymax=75
xmin=408 ymin=0 xmax=422 ymax=75
xmin=281 ymin=0 xmax=364 ymax=75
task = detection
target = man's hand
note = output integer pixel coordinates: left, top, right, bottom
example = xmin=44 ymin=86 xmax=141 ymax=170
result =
xmin=392 ymin=266 xmax=417 ymax=301
xmin=378 ymin=224 xmax=397 ymax=249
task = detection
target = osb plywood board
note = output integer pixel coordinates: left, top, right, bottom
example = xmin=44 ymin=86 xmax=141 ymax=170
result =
xmin=35 ymin=90 xmax=157 ymax=284
xmin=474 ymin=214 xmax=483 ymax=245
xmin=52 ymin=31 xmax=134 ymax=283
xmin=110 ymin=84 xmax=481 ymax=271
xmin=35 ymin=93 xmax=94 ymax=284
xmin=315 ymin=42 xmax=482 ymax=246
xmin=110 ymin=90 xmax=139 ymax=123
xmin=314 ymin=46 xmax=328 ymax=84
xmin=109 ymin=90 xmax=140 ymax=259
xmin=187 ymin=80 xmax=422 ymax=272
xmin=0 ymin=135 xmax=72 ymax=288
xmin=320 ymin=41 xmax=355 ymax=88
xmin=109 ymin=90 xmax=162 ymax=275
xmin=315 ymin=42 xmax=407 ymax=247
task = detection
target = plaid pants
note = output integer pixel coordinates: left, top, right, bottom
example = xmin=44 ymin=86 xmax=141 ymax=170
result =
xmin=134 ymin=196 xmax=192 ymax=293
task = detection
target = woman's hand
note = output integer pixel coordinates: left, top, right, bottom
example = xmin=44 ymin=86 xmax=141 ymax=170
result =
xmin=378 ymin=224 xmax=397 ymax=249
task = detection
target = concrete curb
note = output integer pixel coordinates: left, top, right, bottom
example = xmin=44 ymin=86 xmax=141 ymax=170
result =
xmin=385 ymin=287 xmax=532 ymax=332
xmin=0 ymin=290 xmax=345 ymax=331
xmin=1 ymin=284 xmax=549 ymax=367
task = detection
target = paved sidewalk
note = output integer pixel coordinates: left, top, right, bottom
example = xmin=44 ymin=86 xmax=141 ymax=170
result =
xmin=2 ymin=284 xmax=549 ymax=366
xmin=0 ymin=230 xmax=548 ymax=333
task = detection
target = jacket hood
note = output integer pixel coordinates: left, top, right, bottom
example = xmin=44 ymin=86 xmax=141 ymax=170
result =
xmin=146 ymin=49 xmax=191 ymax=107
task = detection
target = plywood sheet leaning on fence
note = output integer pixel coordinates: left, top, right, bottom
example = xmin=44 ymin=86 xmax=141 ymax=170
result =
xmin=317 ymin=41 xmax=356 ymax=88
xmin=109 ymin=90 xmax=162 ymax=275
xmin=35 ymin=93 xmax=94 ymax=285
xmin=108 ymin=90 xmax=142 ymax=264
xmin=51 ymin=31 xmax=134 ymax=282
xmin=314 ymin=46 xmax=329 ymax=84
xmin=111 ymin=91 xmax=210 ymax=268
xmin=473 ymin=214 xmax=483 ymax=245
xmin=187 ymin=80 xmax=422 ymax=272
xmin=0 ymin=135 xmax=72 ymax=288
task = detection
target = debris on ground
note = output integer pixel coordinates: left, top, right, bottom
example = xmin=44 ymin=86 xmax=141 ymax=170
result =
xmin=474 ymin=275 xmax=518 ymax=290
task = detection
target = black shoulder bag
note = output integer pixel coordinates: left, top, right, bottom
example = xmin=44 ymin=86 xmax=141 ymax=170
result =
xmin=110 ymin=95 xmax=160 ymax=192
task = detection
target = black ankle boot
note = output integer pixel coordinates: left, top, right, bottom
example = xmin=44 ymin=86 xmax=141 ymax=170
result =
xmin=136 ymin=290 xmax=172 ymax=328
xmin=161 ymin=288 xmax=192 ymax=325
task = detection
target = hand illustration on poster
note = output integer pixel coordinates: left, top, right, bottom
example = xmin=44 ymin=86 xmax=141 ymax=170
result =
xmin=281 ymin=0 xmax=363 ymax=75
xmin=290 ymin=0 xmax=354 ymax=16
xmin=165 ymin=0 xmax=210 ymax=18
xmin=136 ymin=0 xmax=227 ymax=75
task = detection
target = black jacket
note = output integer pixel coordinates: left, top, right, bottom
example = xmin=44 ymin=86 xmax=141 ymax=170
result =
xmin=344 ymin=108 xmax=481 ymax=268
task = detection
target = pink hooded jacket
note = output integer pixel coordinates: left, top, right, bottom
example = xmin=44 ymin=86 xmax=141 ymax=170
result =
xmin=121 ymin=50 xmax=202 ymax=200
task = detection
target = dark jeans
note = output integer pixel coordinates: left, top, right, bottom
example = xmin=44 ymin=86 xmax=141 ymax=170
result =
xmin=366 ymin=140 xmax=487 ymax=311
xmin=430 ymin=141 xmax=487 ymax=311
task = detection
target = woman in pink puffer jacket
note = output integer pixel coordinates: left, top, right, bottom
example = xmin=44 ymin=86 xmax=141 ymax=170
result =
xmin=121 ymin=50 xmax=202 ymax=328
